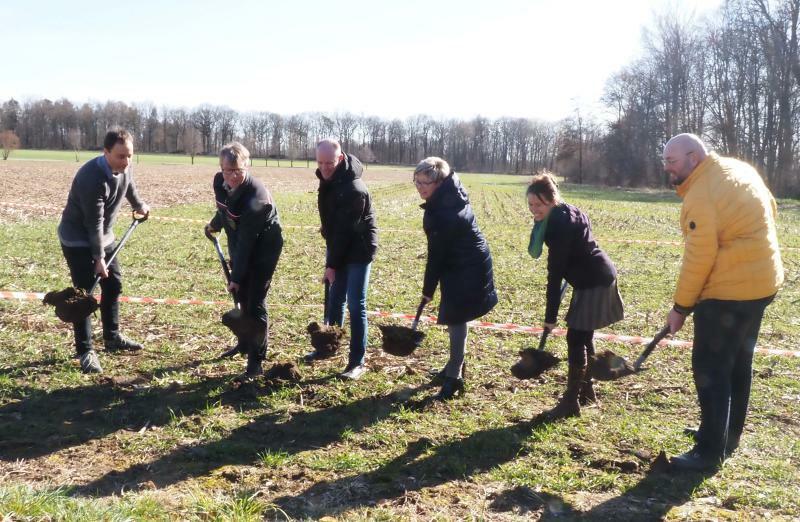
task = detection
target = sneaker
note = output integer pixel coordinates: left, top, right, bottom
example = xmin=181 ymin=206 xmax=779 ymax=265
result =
xmin=79 ymin=350 xmax=103 ymax=374
xmin=340 ymin=364 xmax=367 ymax=381
xmin=104 ymin=334 xmax=143 ymax=352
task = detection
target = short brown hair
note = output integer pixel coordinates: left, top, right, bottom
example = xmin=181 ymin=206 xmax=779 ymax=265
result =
xmin=219 ymin=141 xmax=250 ymax=169
xmin=103 ymin=129 xmax=133 ymax=151
xmin=526 ymin=170 xmax=561 ymax=204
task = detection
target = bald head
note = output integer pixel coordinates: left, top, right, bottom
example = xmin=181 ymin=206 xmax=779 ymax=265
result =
xmin=662 ymin=133 xmax=708 ymax=186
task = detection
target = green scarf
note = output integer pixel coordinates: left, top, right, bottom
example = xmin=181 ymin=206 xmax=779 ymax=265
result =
xmin=528 ymin=213 xmax=550 ymax=259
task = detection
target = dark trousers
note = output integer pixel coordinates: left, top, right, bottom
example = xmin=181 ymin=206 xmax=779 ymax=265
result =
xmin=566 ymin=328 xmax=595 ymax=368
xmin=692 ymin=295 xmax=774 ymax=457
xmin=236 ymin=231 xmax=283 ymax=362
xmin=61 ymin=244 xmax=122 ymax=355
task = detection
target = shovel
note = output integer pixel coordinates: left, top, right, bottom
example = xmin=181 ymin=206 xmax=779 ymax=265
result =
xmin=511 ymin=280 xmax=568 ymax=379
xmin=590 ymin=324 xmax=671 ymax=381
xmin=205 ymin=228 xmax=260 ymax=342
xmin=379 ymin=298 xmax=428 ymax=356
xmin=43 ymin=211 xmax=147 ymax=323
xmin=305 ymin=280 xmax=344 ymax=360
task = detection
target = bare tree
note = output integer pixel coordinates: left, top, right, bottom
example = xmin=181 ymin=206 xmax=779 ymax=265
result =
xmin=68 ymin=128 xmax=81 ymax=161
xmin=0 ymin=130 xmax=20 ymax=160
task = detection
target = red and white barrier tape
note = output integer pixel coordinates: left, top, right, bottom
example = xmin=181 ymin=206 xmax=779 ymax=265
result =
xmin=3 ymin=289 xmax=797 ymax=358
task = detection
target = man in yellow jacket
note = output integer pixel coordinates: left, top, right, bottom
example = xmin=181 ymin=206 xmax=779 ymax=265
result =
xmin=663 ymin=133 xmax=783 ymax=472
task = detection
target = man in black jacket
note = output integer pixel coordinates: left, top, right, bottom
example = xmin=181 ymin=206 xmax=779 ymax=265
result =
xmin=206 ymin=142 xmax=283 ymax=381
xmin=58 ymin=129 xmax=150 ymax=374
xmin=310 ymin=139 xmax=378 ymax=380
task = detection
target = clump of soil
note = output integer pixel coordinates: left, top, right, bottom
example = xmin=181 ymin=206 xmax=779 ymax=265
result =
xmin=378 ymin=324 xmax=425 ymax=356
xmin=265 ymin=362 xmax=303 ymax=382
xmin=649 ymin=450 xmax=672 ymax=473
xmin=589 ymin=458 xmax=640 ymax=473
xmin=306 ymin=322 xmax=344 ymax=358
xmin=42 ymin=287 xmax=98 ymax=323
xmin=589 ymin=350 xmax=636 ymax=381
xmin=510 ymin=348 xmax=561 ymax=379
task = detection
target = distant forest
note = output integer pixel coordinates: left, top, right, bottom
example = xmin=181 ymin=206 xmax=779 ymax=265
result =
xmin=1 ymin=0 xmax=798 ymax=195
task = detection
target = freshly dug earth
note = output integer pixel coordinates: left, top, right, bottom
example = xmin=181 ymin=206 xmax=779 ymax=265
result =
xmin=590 ymin=349 xmax=636 ymax=381
xmin=510 ymin=348 xmax=561 ymax=379
xmin=378 ymin=324 xmax=425 ymax=356
xmin=306 ymin=321 xmax=344 ymax=357
xmin=42 ymin=287 xmax=98 ymax=323
xmin=264 ymin=362 xmax=303 ymax=382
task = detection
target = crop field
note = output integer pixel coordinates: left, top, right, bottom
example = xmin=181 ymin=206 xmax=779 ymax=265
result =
xmin=0 ymin=159 xmax=798 ymax=520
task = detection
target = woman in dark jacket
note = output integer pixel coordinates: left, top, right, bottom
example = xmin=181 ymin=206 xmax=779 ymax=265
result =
xmin=312 ymin=139 xmax=378 ymax=380
xmin=205 ymin=142 xmax=283 ymax=381
xmin=527 ymin=171 xmax=624 ymax=419
xmin=415 ymin=157 xmax=498 ymax=400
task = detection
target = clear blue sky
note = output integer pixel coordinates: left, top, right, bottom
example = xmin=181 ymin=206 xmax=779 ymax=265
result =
xmin=1 ymin=0 xmax=723 ymax=121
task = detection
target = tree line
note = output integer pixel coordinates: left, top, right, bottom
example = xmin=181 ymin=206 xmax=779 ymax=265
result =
xmin=1 ymin=0 xmax=798 ymax=196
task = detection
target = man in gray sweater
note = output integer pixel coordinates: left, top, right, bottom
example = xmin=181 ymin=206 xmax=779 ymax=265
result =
xmin=58 ymin=129 xmax=150 ymax=373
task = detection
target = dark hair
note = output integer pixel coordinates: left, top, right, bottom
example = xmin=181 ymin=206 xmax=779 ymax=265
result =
xmin=103 ymin=129 xmax=133 ymax=151
xmin=526 ymin=170 xmax=561 ymax=204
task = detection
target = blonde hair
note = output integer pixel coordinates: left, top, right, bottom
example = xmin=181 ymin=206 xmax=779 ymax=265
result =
xmin=414 ymin=156 xmax=451 ymax=182
xmin=526 ymin=170 xmax=561 ymax=204
xmin=219 ymin=141 xmax=250 ymax=169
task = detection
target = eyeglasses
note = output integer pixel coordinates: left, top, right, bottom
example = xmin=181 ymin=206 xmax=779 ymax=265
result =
xmin=661 ymin=152 xmax=692 ymax=166
xmin=222 ymin=167 xmax=246 ymax=176
xmin=413 ymin=178 xmax=437 ymax=187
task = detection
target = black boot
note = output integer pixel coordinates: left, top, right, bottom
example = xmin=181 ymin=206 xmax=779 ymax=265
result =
xmin=435 ymin=377 xmax=465 ymax=401
xmin=579 ymin=376 xmax=599 ymax=406
xmin=670 ymin=446 xmax=723 ymax=472
xmin=430 ymin=361 xmax=466 ymax=385
xmin=541 ymin=365 xmax=585 ymax=420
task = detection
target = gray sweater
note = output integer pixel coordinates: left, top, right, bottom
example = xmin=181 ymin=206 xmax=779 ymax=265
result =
xmin=58 ymin=156 xmax=144 ymax=259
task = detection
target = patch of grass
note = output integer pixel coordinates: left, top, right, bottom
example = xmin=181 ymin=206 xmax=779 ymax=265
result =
xmin=0 ymin=164 xmax=798 ymax=519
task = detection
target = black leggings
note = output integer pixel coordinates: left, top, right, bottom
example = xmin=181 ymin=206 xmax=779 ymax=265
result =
xmin=566 ymin=328 xmax=595 ymax=368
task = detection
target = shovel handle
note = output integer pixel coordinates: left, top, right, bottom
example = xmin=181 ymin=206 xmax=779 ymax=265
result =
xmin=633 ymin=324 xmax=671 ymax=371
xmin=537 ymin=327 xmax=551 ymax=351
xmin=410 ymin=298 xmax=427 ymax=331
xmin=323 ymin=279 xmax=330 ymax=326
xmin=88 ymin=213 xmax=146 ymax=294
xmin=536 ymin=281 xmax=567 ymax=351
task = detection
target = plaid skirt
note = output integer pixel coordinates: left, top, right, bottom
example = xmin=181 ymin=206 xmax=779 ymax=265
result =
xmin=565 ymin=279 xmax=624 ymax=331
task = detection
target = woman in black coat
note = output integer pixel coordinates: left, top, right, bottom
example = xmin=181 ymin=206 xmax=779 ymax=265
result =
xmin=527 ymin=171 xmax=623 ymax=419
xmin=415 ymin=157 xmax=498 ymax=400
xmin=205 ymin=142 xmax=283 ymax=381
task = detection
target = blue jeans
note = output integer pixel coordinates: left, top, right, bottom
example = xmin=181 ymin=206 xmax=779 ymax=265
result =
xmin=327 ymin=262 xmax=371 ymax=367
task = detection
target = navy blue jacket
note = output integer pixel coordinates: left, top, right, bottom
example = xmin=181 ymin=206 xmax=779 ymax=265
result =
xmin=422 ymin=173 xmax=498 ymax=324
xmin=316 ymin=154 xmax=378 ymax=269
xmin=544 ymin=202 xmax=616 ymax=324
xmin=210 ymin=172 xmax=282 ymax=285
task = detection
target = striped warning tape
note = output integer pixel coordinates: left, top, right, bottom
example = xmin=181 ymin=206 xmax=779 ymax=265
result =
xmin=3 ymin=289 xmax=797 ymax=357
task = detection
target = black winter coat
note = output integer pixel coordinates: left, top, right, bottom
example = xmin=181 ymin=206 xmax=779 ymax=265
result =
xmin=422 ymin=173 xmax=498 ymax=324
xmin=316 ymin=154 xmax=378 ymax=268
xmin=543 ymin=202 xmax=616 ymax=324
xmin=210 ymin=172 xmax=282 ymax=285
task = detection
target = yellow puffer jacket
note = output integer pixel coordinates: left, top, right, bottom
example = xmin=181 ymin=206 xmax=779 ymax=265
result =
xmin=674 ymin=153 xmax=783 ymax=309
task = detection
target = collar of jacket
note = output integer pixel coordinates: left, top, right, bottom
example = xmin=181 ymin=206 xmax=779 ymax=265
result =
xmin=420 ymin=172 xmax=467 ymax=210
xmin=316 ymin=155 xmax=355 ymax=185
xmin=676 ymin=152 xmax=718 ymax=199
